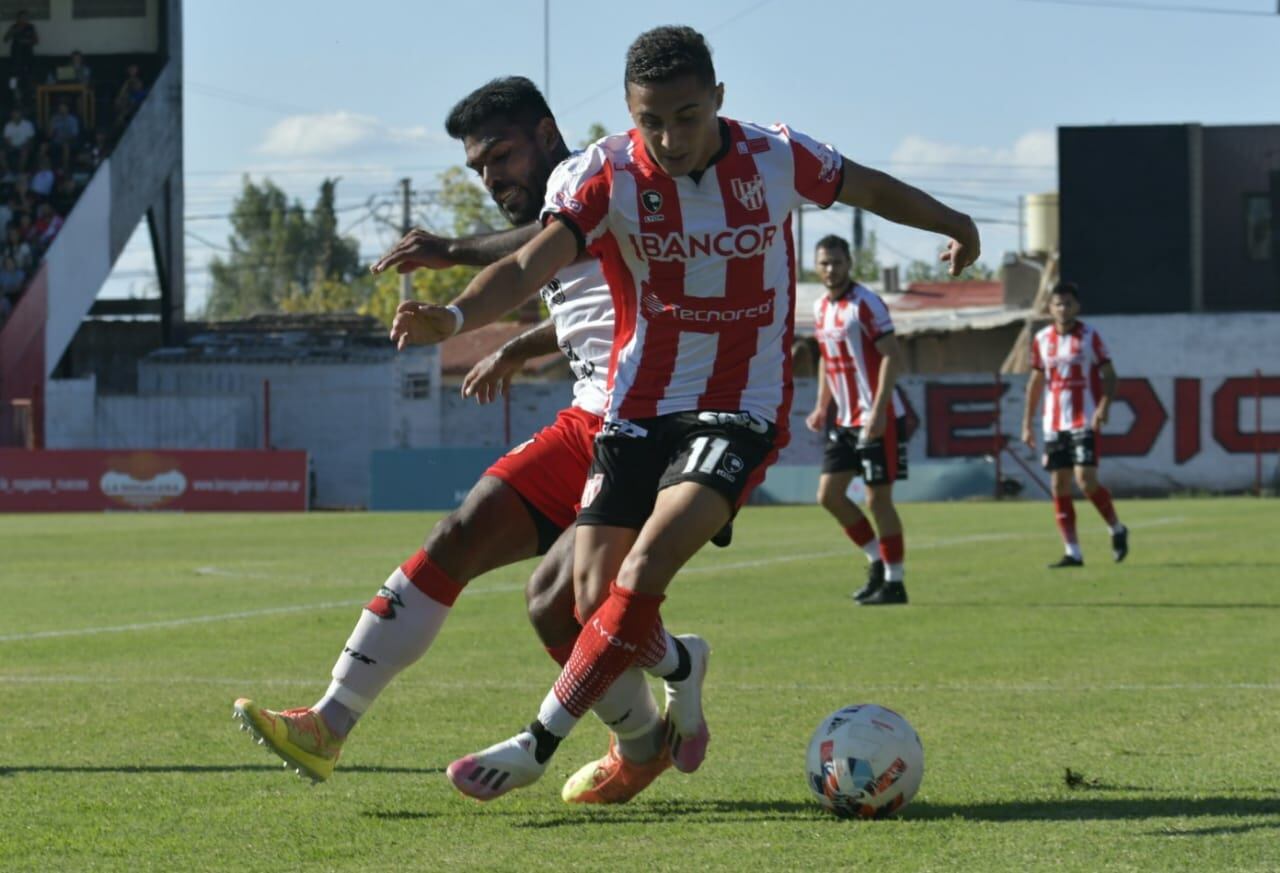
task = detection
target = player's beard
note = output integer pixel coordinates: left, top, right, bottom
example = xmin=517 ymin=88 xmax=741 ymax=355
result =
xmin=496 ymin=152 xmax=553 ymax=226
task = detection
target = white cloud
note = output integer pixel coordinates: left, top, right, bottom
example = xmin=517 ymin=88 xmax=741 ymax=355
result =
xmin=257 ymin=112 xmax=443 ymax=158
xmin=889 ymin=129 xmax=1056 ymax=175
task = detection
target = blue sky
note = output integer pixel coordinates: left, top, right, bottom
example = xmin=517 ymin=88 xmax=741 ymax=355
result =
xmin=107 ymin=0 xmax=1280 ymax=313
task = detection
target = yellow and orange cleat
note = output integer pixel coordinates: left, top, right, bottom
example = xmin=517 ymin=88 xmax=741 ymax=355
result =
xmin=561 ymin=734 xmax=672 ymax=804
xmin=232 ymin=697 xmax=343 ymax=783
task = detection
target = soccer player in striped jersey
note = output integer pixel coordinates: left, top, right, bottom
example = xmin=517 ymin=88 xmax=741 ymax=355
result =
xmin=806 ymin=235 xmax=909 ymax=605
xmin=390 ymin=25 xmax=979 ymax=800
xmin=1021 ymin=281 xmax=1129 ymax=567
xmin=232 ymin=78 xmax=682 ymax=803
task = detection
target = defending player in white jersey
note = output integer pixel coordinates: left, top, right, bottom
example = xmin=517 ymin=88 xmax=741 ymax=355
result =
xmin=806 ymin=235 xmax=909 ymax=605
xmin=232 ymin=78 xmax=693 ymax=804
xmin=389 ymin=25 xmax=980 ymax=801
xmin=1021 ymin=281 xmax=1129 ymax=567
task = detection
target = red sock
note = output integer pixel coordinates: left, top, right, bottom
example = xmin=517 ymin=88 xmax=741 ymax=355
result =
xmin=399 ymin=550 xmax=465 ymax=607
xmin=632 ymin=616 xmax=670 ymax=669
xmin=552 ymin=583 xmax=663 ymax=718
xmin=843 ymin=518 xmax=876 ymax=547
xmin=879 ymin=533 xmax=904 ymax=565
xmin=1054 ymin=496 xmax=1078 ymax=545
xmin=1088 ymin=487 xmax=1118 ymax=526
xmin=544 ymin=642 xmax=575 ymax=667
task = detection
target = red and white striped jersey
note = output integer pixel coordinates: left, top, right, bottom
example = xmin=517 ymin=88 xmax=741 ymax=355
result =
xmin=540 ymin=118 xmax=844 ymax=425
xmin=541 ymin=259 xmax=611 ymax=417
xmin=1030 ymin=321 xmax=1112 ymax=433
xmin=813 ymin=283 xmax=903 ymax=427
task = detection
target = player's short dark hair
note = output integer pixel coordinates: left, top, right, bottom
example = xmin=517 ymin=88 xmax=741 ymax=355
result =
xmin=815 ymin=235 xmax=851 ymax=257
xmin=624 ymin=26 xmax=716 ymax=90
xmin=1051 ymin=281 xmax=1080 ymax=300
xmin=445 ymin=76 xmax=553 ymax=140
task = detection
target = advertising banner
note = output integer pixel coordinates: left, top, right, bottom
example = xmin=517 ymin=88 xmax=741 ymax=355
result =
xmin=0 ymin=449 xmax=309 ymax=511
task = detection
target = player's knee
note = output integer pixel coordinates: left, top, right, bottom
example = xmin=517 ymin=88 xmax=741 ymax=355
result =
xmin=525 ymin=571 xmax=577 ymax=648
xmin=1076 ymin=469 xmax=1097 ymax=493
xmin=816 ymin=480 xmax=843 ymax=512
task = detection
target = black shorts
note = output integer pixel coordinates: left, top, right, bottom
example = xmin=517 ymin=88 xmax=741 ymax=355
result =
xmin=577 ymin=410 xmax=778 ymax=530
xmin=821 ymin=416 xmax=909 ymax=485
xmin=1043 ymin=429 xmax=1097 ymax=471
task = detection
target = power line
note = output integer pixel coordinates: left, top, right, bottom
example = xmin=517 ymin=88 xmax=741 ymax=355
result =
xmin=1020 ymin=0 xmax=1278 ymax=16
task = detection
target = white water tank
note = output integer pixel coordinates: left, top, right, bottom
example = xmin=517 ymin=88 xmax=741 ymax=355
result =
xmin=1025 ymin=192 xmax=1059 ymax=254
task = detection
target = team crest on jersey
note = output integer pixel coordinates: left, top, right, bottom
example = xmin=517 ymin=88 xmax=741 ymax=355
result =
xmin=731 ymin=175 xmax=766 ymax=211
xmin=641 ymin=190 xmax=663 ymax=213
xmin=540 ymin=277 xmax=566 ymax=307
xmin=581 ymin=473 xmax=604 ymax=508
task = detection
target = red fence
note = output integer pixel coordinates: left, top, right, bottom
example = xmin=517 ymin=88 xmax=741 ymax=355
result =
xmin=0 ymin=449 xmax=309 ymax=512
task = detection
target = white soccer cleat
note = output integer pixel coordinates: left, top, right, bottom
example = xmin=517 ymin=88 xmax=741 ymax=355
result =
xmin=446 ymin=731 xmax=547 ymax=801
xmin=663 ymin=634 xmax=711 ymax=773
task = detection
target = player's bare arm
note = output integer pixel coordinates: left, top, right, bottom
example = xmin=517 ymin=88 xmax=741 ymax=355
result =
xmin=806 ymin=364 xmax=831 ymax=433
xmin=461 ymin=320 xmax=559 ymax=404
xmin=1092 ymin=361 xmax=1117 ymax=430
xmin=371 ymin=223 xmax=542 ymax=274
xmin=862 ymin=333 xmax=902 ymax=440
xmin=836 ymin=159 xmax=980 ymax=276
xmin=1022 ymin=369 xmax=1045 ymax=449
xmin=389 ymin=219 xmax=579 ymax=350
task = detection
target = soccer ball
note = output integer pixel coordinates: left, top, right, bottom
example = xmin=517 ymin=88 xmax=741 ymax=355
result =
xmin=805 ymin=703 xmax=924 ymax=819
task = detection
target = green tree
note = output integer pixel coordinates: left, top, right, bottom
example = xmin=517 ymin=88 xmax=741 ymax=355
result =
xmin=579 ymin=122 xmax=608 ymax=148
xmin=204 ymin=177 xmax=369 ymax=319
xmin=359 ymin=167 xmax=508 ymax=324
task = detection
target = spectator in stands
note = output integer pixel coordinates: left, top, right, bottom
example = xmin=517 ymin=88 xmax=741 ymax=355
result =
xmin=0 ymin=254 xmax=23 ymax=296
xmin=30 ymin=154 xmax=53 ymax=197
xmin=51 ymin=175 xmax=76 ymax=215
xmin=114 ymin=64 xmax=147 ymax=129
xmin=12 ymin=173 xmax=34 ymax=215
xmin=0 ymin=193 xmax=12 ymax=230
xmin=17 ymin=211 xmax=34 ymax=245
xmin=3 ymin=11 xmax=39 ymax=92
xmin=47 ymin=101 xmax=80 ymax=170
xmin=4 ymin=222 xmax=32 ymax=270
xmin=65 ymin=49 xmax=91 ymax=86
xmin=0 ymin=287 xmax=11 ymax=326
xmin=31 ymin=201 xmax=61 ymax=246
xmin=4 ymin=107 xmax=35 ymax=172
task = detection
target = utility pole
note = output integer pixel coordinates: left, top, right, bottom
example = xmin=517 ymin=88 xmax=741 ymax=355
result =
xmin=399 ymin=177 xmax=412 ymax=303
xmin=853 ymin=206 xmax=864 ymax=253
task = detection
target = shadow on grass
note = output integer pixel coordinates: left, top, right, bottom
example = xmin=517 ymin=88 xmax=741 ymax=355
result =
xmin=0 ymin=764 xmax=443 ymax=777
xmin=506 ymin=796 xmax=1280 ymax=829
xmin=1148 ymin=821 xmax=1280 ymax=837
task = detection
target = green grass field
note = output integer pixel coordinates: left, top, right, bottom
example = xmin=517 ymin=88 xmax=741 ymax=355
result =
xmin=2 ymin=499 xmax=1278 ymax=872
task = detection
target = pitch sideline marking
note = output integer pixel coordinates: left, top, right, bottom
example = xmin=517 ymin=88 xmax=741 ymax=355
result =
xmin=0 ymin=516 xmax=1188 ymax=643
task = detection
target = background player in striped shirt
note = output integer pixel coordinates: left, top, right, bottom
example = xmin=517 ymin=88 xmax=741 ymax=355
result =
xmin=391 ymin=25 xmax=980 ymax=800
xmin=806 ymin=235 xmax=909 ymax=605
xmin=1021 ymin=281 xmax=1129 ymax=567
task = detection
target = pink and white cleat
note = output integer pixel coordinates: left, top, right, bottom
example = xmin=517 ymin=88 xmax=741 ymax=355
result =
xmin=663 ymin=634 xmax=711 ymax=773
xmin=446 ymin=731 xmax=546 ymax=801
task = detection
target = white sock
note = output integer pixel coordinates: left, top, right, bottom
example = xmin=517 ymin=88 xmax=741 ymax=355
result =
xmin=885 ymin=562 xmax=904 ymax=583
xmin=591 ymin=667 xmax=660 ymax=739
xmin=1065 ymin=542 xmax=1083 ymax=560
xmin=320 ymin=567 xmax=453 ymax=723
xmin=536 ymin=687 xmax=581 ymax=738
xmin=863 ymin=540 xmax=881 ymax=563
xmin=591 ymin=668 xmax=662 ymax=762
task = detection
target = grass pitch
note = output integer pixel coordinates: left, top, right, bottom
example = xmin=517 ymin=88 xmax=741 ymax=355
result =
xmin=1 ymin=499 xmax=1277 ymax=872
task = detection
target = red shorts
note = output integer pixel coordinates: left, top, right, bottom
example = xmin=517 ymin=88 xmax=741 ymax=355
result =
xmin=484 ymin=406 xmax=602 ymax=531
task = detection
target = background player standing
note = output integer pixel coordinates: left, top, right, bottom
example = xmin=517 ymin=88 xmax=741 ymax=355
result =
xmin=805 ymin=235 xmax=909 ymax=605
xmin=1022 ymin=281 xmax=1129 ymax=568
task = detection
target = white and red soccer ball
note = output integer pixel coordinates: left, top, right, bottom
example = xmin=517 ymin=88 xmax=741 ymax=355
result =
xmin=805 ymin=704 xmax=924 ymax=819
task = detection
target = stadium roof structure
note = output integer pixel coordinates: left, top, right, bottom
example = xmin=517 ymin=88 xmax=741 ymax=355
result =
xmin=146 ymin=313 xmax=396 ymax=364
xmin=795 ymin=279 xmax=1032 ymax=338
